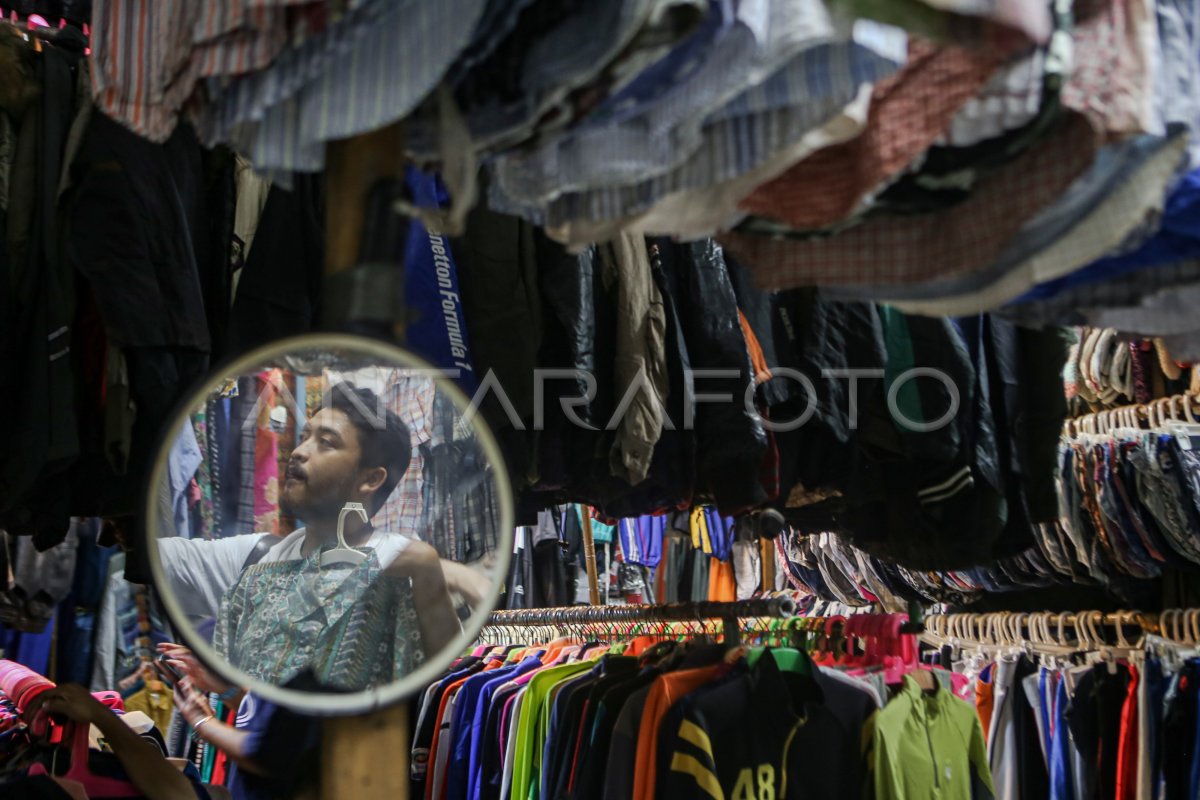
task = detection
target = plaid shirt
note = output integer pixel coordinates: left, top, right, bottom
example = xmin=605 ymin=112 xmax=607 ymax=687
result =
xmin=886 ymin=132 xmax=1187 ymax=315
xmin=371 ymin=374 xmax=436 ymax=540
xmin=417 ymin=391 xmax=499 ymax=562
xmin=723 ymin=112 xmax=1100 ymax=289
xmin=1061 ymin=0 xmax=1162 ymax=140
xmin=736 ymin=39 xmax=1014 ymax=230
xmin=489 ymin=8 xmax=905 ymax=208
xmin=731 ymin=0 xmax=1158 ymax=235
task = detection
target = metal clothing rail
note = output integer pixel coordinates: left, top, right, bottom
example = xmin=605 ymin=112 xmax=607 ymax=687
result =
xmin=485 ymin=598 xmax=798 ymax=648
xmin=486 ymin=597 xmax=797 ymax=628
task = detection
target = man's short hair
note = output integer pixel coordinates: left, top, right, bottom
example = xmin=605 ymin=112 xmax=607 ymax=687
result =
xmin=324 ymin=383 xmax=412 ymax=514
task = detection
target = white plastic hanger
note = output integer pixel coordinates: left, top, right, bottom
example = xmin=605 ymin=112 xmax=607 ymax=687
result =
xmin=321 ymin=502 xmax=370 ymax=567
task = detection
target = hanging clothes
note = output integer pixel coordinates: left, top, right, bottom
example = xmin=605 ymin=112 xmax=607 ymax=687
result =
xmin=426 ymin=609 xmax=985 ymax=800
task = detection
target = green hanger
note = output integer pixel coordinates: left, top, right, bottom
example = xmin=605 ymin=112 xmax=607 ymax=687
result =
xmin=745 ymin=644 xmax=813 ymax=675
xmin=742 ymin=619 xmax=813 ymax=674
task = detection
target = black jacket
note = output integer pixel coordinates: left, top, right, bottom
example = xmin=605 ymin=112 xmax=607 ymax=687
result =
xmin=226 ymin=173 xmax=324 ymax=358
xmin=0 ymin=41 xmax=81 ymax=546
xmin=659 ymin=651 xmax=876 ymax=800
xmin=658 ymin=239 xmax=767 ymax=515
xmin=780 ymin=293 xmax=1015 ymax=570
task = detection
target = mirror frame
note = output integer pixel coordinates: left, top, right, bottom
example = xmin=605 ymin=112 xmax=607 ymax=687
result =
xmin=144 ymin=333 xmax=515 ymax=714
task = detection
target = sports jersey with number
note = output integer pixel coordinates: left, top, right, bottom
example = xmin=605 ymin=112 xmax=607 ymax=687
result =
xmin=660 ymin=650 xmax=876 ymax=799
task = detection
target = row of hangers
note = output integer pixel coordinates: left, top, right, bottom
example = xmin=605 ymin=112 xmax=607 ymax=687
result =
xmin=481 ymin=611 xmax=893 ymax=649
xmin=920 ymin=609 xmax=1200 ymax=672
xmin=479 ymin=609 xmax=932 ymax=683
xmin=923 ymin=610 xmax=1151 ymax=653
xmin=1063 ymin=391 xmax=1200 ymax=437
xmin=480 ymin=618 xmax=728 ymax=646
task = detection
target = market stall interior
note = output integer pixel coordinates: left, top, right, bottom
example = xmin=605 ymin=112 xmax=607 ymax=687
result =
xmin=4 ymin=0 xmax=1200 ymax=797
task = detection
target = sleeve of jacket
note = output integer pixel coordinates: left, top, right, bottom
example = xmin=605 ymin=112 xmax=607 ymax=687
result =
xmin=660 ymin=711 xmax=725 ymax=800
xmin=666 ymin=240 xmax=768 ymax=514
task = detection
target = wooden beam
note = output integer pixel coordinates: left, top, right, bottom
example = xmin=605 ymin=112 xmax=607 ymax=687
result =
xmin=321 ymin=704 xmax=411 ymax=798
xmin=323 ymin=122 xmax=408 ymax=275
xmin=321 ymin=120 xmax=410 ymax=800
xmin=580 ymin=506 xmax=601 ymax=605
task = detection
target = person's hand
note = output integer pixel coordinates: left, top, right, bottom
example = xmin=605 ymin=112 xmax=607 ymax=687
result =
xmin=385 ymin=541 xmax=463 ymax=657
xmin=384 ymin=540 xmax=443 ymax=581
xmin=172 ymin=677 xmax=215 ymax=729
xmin=157 ymin=642 xmax=232 ymax=696
xmin=439 ymin=560 xmax=491 ymax=608
xmin=26 ymin=684 xmax=108 ymax=727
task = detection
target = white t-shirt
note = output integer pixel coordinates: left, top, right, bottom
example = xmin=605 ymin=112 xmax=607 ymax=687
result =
xmin=158 ymin=528 xmax=412 ymax=619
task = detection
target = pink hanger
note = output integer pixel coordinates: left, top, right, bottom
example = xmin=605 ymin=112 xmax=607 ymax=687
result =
xmin=880 ymin=616 xmax=911 ymax=684
xmin=842 ymin=615 xmax=866 ymax=667
xmin=860 ymin=615 xmax=882 ymax=666
xmin=28 ymin=721 xmax=141 ymax=797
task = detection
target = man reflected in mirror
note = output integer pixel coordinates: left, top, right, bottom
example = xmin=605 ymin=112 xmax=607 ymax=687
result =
xmin=159 ymin=383 xmax=481 ymax=688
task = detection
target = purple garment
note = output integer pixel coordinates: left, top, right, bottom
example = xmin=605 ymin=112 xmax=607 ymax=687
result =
xmin=702 ymin=508 xmax=736 ymax=561
xmin=0 ymin=610 xmax=56 ymax=677
xmin=619 ymin=515 xmax=665 ymax=568
xmin=463 ymin=656 xmax=542 ymax=800
xmin=499 ymin=692 xmax=521 ymax=762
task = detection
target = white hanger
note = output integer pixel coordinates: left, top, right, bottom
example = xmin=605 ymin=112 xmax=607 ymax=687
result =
xmin=321 ymin=502 xmax=370 ymax=567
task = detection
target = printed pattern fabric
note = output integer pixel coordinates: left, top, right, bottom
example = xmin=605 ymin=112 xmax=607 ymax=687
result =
xmin=193 ymin=402 xmax=216 ymax=540
xmin=213 ymin=550 xmax=424 ymax=691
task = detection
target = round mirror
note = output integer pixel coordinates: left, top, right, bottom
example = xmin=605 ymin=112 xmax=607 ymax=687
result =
xmin=144 ymin=333 xmax=513 ymax=713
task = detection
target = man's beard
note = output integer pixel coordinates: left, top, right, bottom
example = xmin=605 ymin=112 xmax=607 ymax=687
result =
xmin=280 ymin=476 xmax=359 ymax=522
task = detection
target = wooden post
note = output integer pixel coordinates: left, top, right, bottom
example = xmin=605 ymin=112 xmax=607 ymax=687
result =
xmin=321 ymin=703 xmax=412 ymax=798
xmin=760 ymin=537 xmax=775 ymax=592
xmin=323 ymin=123 xmax=408 ymax=275
xmin=580 ymin=506 xmax=602 ymax=605
xmin=321 ymin=121 xmax=410 ymax=800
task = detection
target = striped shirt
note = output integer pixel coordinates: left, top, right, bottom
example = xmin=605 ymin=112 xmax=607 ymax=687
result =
xmin=489 ymin=0 xmax=881 ymax=206
xmin=488 ymin=25 xmax=906 ymax=230
xmin=196 ymin=0 xmax=487 ymax=173
xmin=89 ymin=0 xmax=314 ymax=141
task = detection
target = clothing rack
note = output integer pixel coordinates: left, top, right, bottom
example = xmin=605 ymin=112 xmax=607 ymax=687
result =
xmin=486 ymin=597 xmax=797 ymax=647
